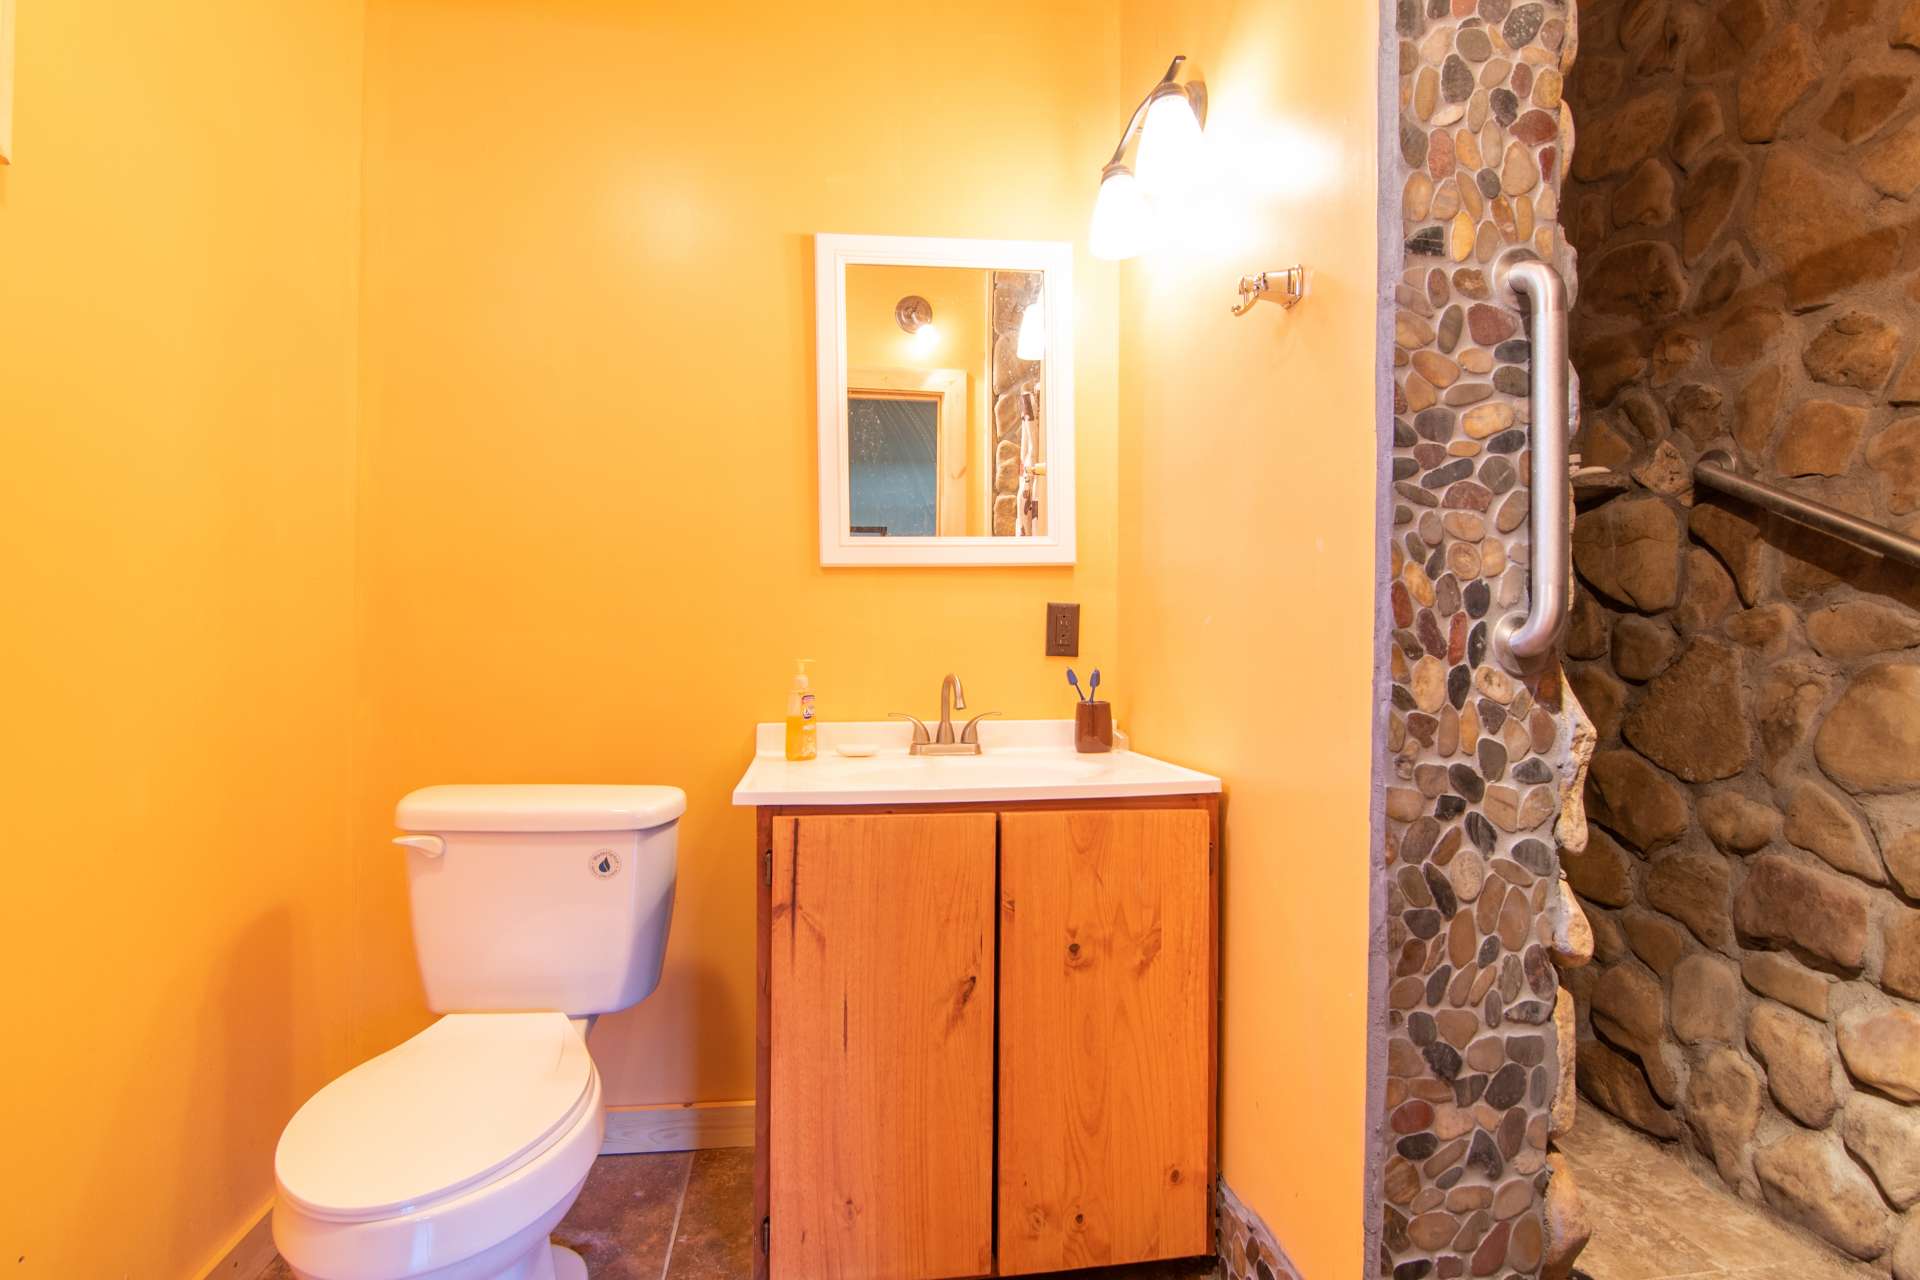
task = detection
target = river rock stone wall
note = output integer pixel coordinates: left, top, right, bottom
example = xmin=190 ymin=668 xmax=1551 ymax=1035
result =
xmin=989 ymin=270 xmax=1041 ymax=536
xmin=1563 ymin=0 xmax=1920 ymax=1273
xmin=1219 ymin=1180 xmax=1305 ymax=1280
xmin=1383 ymin=2 xmax=1592 ymax=1278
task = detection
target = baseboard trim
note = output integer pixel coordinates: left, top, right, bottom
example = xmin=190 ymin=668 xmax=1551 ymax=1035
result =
xmin=199 ymin=1202 xmax=275 ymax=1280
xmin=601 ymin=1100 xmax=755 ymax=1154
xmin=1216 ymin=1179 xmax=1304 ymax=1280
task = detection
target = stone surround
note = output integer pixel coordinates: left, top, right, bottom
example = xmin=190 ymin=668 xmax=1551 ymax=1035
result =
xmin=1562 ymin=0 xmax=1920 ymax=1274
xmin=1219 ymin=1180 xmax=1305 ymax=1280
xmin=1384 ymin=2 xmax=1592 ymax=1278
xmin=990 ymin=269 xmax=1042 ymax=536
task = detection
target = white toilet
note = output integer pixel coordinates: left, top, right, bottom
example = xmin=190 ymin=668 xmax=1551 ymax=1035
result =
xmin=272 ymin=784 xmax=685 ymax=1280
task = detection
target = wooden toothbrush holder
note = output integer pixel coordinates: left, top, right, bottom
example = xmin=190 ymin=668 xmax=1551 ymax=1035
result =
xmin=1075 ymin=700 xmax=1114 ymax=753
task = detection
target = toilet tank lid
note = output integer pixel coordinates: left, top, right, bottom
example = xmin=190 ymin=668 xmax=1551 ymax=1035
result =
xmin=397 ymin=784 xmax=687 ymax=832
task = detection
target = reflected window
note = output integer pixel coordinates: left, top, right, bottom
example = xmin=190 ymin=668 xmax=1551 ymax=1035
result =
xmin=848 ymin=392 xmax=939 ymax=537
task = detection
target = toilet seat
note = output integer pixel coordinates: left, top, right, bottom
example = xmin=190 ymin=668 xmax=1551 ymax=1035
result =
xmin=277 ymin=1012 xmax=593 ymax=1223
xmin=273 ymin=1013 xmax=604 ymax=1280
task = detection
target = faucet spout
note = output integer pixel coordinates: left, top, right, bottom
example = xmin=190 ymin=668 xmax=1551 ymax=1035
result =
xmin=938 ymin=674 xmax=966 ymax=743
xmin=910 ymin=673 xmax=992 ymax=755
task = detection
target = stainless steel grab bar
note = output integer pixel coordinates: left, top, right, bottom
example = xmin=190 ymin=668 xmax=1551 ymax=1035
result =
xmin=1695 ymin=450 xmax=1920 ymax=569
xmin=1492 ymin=251 xmax=1571 ymax=674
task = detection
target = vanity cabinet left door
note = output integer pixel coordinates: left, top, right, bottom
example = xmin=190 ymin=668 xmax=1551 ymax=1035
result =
xmin=767 ymin=812 xmax=997 ymax=1280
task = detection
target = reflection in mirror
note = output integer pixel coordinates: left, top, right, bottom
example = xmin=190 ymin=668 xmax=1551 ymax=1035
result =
xmin=843 ymin=264 xmax=1048 ymax=539
xmin=816 ymin=235 xmax=1075 ymax=566
xmin=848 ymin=392 xmax=938 ymax=537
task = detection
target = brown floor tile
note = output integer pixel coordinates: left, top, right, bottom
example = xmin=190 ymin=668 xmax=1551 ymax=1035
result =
xmin=554 ymin=1150 xmax=691 ymax=1280
xmin=666 ymin=1147 xmax=756 ymax=1279
xmin=267 ymin=1146 xmax=1217 ymax=1280
xmin=1558 ymin=1111 xmax=1870 ymax=1280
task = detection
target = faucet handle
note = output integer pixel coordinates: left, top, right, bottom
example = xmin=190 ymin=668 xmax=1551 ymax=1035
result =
xmin=888 ymin=712 xmax=932 ymax=744
xmin=959 ymin=712 xmax=1000 ymax=745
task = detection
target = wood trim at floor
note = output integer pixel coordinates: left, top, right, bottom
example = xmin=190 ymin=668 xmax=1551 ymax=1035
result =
xmin=602 ymin=1100 xmax=756 ymax=1154
xmin=197 ymin=1202 xmax=275 ymax=1280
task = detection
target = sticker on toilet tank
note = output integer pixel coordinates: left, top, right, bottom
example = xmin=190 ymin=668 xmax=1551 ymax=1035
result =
xmin=590 ymin=850 xmax=620 ymax=878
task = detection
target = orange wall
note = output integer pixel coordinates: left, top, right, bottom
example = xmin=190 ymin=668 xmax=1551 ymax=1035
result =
xmin=0 ymin=3 xmax=1386 ymax=1274
xmin=1116 ymin=1 xmax=1383 ymax=1276
xmin=0 ymin=2 xmax=370 ymax=1276
xmin=353 ymin=0 xmax=1123 ymax=1104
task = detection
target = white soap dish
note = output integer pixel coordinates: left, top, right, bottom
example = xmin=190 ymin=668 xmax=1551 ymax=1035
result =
xmin=835 ymin=743 xmax=877 ymax=758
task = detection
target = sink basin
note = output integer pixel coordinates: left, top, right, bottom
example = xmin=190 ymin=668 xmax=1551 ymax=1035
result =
xmin=732 ymin=720 xmax=1219 ymax=807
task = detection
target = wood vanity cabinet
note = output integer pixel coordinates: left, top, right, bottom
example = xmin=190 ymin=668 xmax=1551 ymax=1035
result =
xmin=753 ymin=798 xmax=1218 ymax=1280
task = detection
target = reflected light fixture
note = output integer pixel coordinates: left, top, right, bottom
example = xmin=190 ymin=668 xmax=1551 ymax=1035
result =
xmin=1015 ymin=298 xmax=1046 ymax=361
xmin=1089 ymin=55 xmax=1207 ymax=261
xmin=896 ymin=294 xmax=939 ymax=354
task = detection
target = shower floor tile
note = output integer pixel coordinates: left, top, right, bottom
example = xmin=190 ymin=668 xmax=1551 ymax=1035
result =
xmin=1558 ymin=1110 xmax=1871 ymax=1280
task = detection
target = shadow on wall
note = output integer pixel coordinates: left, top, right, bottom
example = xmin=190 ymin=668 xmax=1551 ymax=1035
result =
xmin=590 ymin=957 xmax=741 ymax=1107
xmin=74 ymin=909 xmax=300 ymax=1273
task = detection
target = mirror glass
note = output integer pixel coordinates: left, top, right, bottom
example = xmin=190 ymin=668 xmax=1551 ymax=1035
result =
xmin=817 ymin=236 xmax=1074 ymax=566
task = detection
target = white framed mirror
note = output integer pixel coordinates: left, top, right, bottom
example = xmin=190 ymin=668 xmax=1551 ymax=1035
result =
xmin=815 ymin=233 xmax=1076 ymax=566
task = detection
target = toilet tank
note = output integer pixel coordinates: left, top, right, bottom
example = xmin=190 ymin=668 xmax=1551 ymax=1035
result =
xmin=395 ymin=784 xmax=685 ymax=1016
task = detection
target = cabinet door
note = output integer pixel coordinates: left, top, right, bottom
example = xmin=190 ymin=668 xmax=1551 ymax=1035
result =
xmin=997 ymin=808 xmax=1213 ymax=1274
xmin=769 ymin=812 xmax=996 ymax=1280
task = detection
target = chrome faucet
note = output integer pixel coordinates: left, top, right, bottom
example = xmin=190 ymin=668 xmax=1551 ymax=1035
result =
xmin=890 ymin=673 xmax=998 ymax=756
xmin=938 ymin=673 xmax=965 ymax=742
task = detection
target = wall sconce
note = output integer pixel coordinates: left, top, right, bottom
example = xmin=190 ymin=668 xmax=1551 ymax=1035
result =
xmin=896 ymin=294 xmax=939 ymax=354
xmin=1089 ymin=56 xmax=1208 ymax=261
xmin=1092 ymin=57 xmax=1311 ymax=318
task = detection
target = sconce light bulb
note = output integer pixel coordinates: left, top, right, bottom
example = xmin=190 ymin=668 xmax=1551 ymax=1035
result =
xmin=1089 ymin=168 xmax=1150 ymax=261
xmin=910 ymin=322 xmax=940 ymax=354
xmin=1135 ymin=90 xmax=1205 ymax=197
xmin=1016 ymin=300 xmax=1046 ymax=361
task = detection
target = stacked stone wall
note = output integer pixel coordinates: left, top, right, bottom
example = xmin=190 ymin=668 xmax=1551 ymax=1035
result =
xmin=1563 ymin=0 xmax=1920 ymax=1272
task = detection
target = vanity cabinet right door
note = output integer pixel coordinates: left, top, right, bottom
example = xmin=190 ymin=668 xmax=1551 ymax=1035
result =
xmin=996 ymin=807 xmax=1214 ymax=1274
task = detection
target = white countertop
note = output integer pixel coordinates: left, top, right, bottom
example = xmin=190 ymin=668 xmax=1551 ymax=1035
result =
xmin=731 ymin=720 xmax=1221 ymax=807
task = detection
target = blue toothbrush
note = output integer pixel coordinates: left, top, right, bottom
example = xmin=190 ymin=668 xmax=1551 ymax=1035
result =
xmin=1067 ymin=668 xmax=1086 ymax=701
xmin=1088 ymin=669 xmax=1101 ymax=701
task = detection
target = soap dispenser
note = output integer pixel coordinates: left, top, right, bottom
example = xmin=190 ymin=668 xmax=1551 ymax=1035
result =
xmin=785 ymin=659 xmax=818 ymax=761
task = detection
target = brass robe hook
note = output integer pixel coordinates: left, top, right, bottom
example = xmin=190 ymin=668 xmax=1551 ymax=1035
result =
xmin=1232 ymin=267 xmax=1306 ymax=316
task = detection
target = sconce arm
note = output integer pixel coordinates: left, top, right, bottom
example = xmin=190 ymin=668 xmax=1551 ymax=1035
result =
xmin=1103 ymin=55 xmax=1207 ymax=170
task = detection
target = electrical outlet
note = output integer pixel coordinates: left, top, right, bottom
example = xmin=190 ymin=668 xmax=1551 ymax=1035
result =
xmin=1046 ymin=602 xmax=1080 ymax=657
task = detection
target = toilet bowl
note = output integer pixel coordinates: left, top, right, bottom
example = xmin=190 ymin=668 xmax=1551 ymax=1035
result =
xmin=273 ymin=784 xmax=686 ymax=1280
xmin=274 ymin=1013 xmax=604 ymax=1280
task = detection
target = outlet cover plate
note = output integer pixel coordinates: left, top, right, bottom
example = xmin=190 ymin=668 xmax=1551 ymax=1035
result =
xmin=1046 ymin=602 xmax=1080 ymax=657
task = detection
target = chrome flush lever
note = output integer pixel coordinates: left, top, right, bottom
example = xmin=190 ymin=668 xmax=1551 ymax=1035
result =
xmin=393 ymin=835 xmax=445 ymax=858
